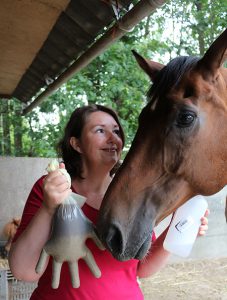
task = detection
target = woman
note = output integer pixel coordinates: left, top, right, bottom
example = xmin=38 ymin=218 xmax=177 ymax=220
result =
xmin=9 ymin=104 xmax=209 ymax=299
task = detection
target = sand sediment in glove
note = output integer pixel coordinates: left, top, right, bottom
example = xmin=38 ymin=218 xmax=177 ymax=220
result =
xmin=35 ymin=160 xmax=104 ymax=289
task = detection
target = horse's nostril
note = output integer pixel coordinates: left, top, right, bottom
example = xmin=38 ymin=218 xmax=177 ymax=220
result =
xmin=105 ymin=224 xmax=123 ymax=255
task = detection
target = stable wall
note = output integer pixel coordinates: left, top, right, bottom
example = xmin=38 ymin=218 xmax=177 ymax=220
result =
xmin=0 ymin=157 xmax=51 ymax=240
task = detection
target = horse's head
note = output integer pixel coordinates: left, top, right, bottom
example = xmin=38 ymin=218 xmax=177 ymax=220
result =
xmin=97 ymin=28 xmax=227 ymax=261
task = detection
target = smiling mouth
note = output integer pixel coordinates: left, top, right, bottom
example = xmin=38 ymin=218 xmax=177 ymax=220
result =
xmin=102 ymin=148 xmax=117 ymax=153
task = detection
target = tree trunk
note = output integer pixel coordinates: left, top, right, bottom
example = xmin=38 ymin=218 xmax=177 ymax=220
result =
xmin=0 ymin=102 xmax=3 ymax=155
xmin=144 ymin=15 xmax=151 ymax=37
xmin=13 ymin=114 xmax=23 ymax=156
xmin=2 ymin=101 xmax=12 ymax=155
xmin=195 ymin=0 xmax=205 ymax=55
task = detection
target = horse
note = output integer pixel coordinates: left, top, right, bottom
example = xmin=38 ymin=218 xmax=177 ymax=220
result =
xmin=97 ymin=28 xmax=227 ymax=261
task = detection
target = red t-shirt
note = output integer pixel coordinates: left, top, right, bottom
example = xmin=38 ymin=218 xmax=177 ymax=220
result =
xmin=14 ymin=176 xmax=155 ymax=300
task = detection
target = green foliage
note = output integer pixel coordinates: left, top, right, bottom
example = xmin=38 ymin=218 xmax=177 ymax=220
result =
xmin=0 ymin=0 xmax=226 ymax=157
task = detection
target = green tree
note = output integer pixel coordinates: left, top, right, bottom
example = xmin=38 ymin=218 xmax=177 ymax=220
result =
xmin=1 ymin=0 xmax=226 ymax=157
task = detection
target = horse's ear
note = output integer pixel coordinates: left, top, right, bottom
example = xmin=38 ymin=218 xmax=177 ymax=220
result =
xmin=132 ymin=50 xmax=164 ymax=82
xmin=197 ymin=28 xmax=227 ymax=78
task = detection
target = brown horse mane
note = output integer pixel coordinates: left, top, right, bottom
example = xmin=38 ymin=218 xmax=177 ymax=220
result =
xmin=147 ymin=56 xmax=200 ymax=105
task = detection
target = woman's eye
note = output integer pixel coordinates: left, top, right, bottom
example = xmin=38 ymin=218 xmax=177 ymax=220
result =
xmin=113 ymin=129 xmax=120 ymax=135
xmin=96 ymin=128 xmax=104 ymax=133
xmin=176 ymin=111 xmax=196 ymax=127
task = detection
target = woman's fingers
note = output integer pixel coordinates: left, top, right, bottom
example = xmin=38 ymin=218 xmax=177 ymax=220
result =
xmin=59 ymin=162 xmax=65 ymax=169
xmin=200 ymin=216 xmax=208 ymax=225
xmin=198 ymin=209 xmax=210 ymax=236
xmin=45 ymin=170 xmax=68 ymax=187
xmin=43 ymin=170 xmax=71 ymax=211
xmin=204 ymin=208 xmax=210 ymax=218
xmin=198 ymin=224 xmax=208 ymax=235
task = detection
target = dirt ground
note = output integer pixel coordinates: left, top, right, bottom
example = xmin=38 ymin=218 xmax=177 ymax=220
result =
xmin=140 ymin=257 xmax=227 ymax=300
xmin=2 ymin=258 xmax=227 ymax=299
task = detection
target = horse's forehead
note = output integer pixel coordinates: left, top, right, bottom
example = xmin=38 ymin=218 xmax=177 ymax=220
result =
xmin=147 ymin=67 xmax=227 ymax=114
xmin=168 ymin=72 xmax=214 ymax=101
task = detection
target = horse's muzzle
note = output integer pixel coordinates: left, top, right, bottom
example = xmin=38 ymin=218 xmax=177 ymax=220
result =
xmin=97 ymin=222 xmax=153 ymax=261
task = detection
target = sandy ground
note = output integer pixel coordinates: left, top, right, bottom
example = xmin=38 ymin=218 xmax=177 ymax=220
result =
xmin=2 ymin=258 xmax=227 ymax=299
xmin=140 ymin=257 xmax=227 ymax=300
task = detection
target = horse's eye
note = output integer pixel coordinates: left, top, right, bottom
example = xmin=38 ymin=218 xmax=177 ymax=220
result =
xmin=176 ymin=111 xmax=196 ymax=127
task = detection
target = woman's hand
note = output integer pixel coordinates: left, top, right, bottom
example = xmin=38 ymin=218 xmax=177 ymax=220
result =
xmin=42 ymin=163 xmax=71 ymax=215
xmin=198 ymin=208 xmax=210 ymax=236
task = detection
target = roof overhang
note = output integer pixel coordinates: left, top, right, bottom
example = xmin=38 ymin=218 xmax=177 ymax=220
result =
xmin=0 ymin=0 xmax=167 ymax=114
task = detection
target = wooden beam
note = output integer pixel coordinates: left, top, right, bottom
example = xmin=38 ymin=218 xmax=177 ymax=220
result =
xmin=22 ymin=0 xmax=167 ymax=115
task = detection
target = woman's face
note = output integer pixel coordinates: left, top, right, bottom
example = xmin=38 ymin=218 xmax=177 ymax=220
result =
xmin=75 ymin=111 xmax=123 ymax=171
